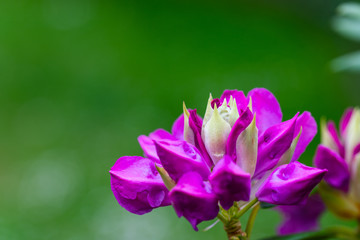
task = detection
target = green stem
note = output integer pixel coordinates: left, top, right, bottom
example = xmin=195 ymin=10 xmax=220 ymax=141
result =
xmin=217 ymin=212 xmax=228 ymax=223
xmin=245 ymin=202 xmax=260 ymax=239
xmin=235 ymin=198 xmax=259 ymax=219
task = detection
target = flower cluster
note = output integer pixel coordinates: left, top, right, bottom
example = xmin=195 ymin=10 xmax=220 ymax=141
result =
xmin=277 ymin=108 xmax=360 ymax=235
xmin=314 ymin=108 xmax=360 ymax=219
xmin=109 ymin=88 xmax=326 ymax=232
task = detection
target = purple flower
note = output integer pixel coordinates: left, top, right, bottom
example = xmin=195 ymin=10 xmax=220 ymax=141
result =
xmin=313 ymin=108 xmax=360 ymax=219
xmin=277 ymin=194 xmax=325 ymax=235
xmin=110 ymin=88 xmax=325 ymax=230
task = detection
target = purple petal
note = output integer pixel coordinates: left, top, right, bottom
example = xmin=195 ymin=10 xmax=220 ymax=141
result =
xmin=209 ymin=155 xmax=251 ymax=210
xmin=314 ymin=145 xmax=350 ymax=192
xmin=256 ymin=162 xmax=326 ymax=205
xmin=220 ymin=89 xmax=248 ymax=111
xmin=247 ymin=88 xmax=282 ymax=135
xmin=138 ymin=135 xmax=160 ymax=163
xmin=154 ymin=139 xmax=211 ymax=182
xmin=188 ymin=109 xmax=213 ymax=167
xmin=353 ymin=143 xmax=360 ymax=157
xmin=169 ymin=172 xmax=219 ymax=231
xmin=171 ymin=114 xmax=184 ymax=140
xmin=110 ymin=156 xmax=170 ymax=215
xmin=340 ymin=108 xmax=354 ymax=136
xmin=225 ymin=107 xmax=253 ymax=161
xmin=211 ymin=98 xmax=221 ymax=109
xmin=327 ymin=121 xmax=345 ymax=157
xmin=254 ymin=114 xmax=298 ymax=178
xmin=277 ymin=194 xmax=325 ymax=235
xmin=138 ymin=129 xmax=177 ymax=162
xmin=149 ymin=129 xmax=177 ymax=140
xmin=291 ymin=112 xmax=318 ymax=162
xmin=188 ymin=109 xmax=203 ymax=134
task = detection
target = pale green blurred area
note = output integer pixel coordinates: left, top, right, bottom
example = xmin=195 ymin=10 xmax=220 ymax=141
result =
xmin=1 ymin=0 xmax=360 ymax=239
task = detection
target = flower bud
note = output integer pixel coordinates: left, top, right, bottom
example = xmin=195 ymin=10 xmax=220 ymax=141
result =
xmin=203 ymin=104 xmax=232 ymax=164
xmin=235 ymin=112 xmax=258 ymax=176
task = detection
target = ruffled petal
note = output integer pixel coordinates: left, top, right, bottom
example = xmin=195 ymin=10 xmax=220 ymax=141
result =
xmin=154 ymin=139 xmax=211 ymax=182
xmin=138 ymin=129 xmax=177 ymax=163
xmin=291 ymin=112 xmax=318 ymax=162
xmin=110 ymin=156 xmax=171 ymax=215
xmin=169 ymin=172 xmax=219 ymax=231
xmin=209 ymin=155 xmax=251 ymax=210
xmin=254 ymin=114 xmax=298 ymax=178
xmin=256 ymin=162 xmax=326 ymax=205
xmin=277 ymin=194 xmax=325 ymax=235
xmin=226 ymin=108 xmax=253 ymax=161
xmin=314 ymin=145 xmax=350 ymax=192
xmin=188 ymin=109 xmax=213 ymax=167
xmin=171 ymin=114 xmax=184 ymax=140
xmin=220 ymin=89 xmax=248 ymax=111
xmin=247 ymin=88 xmax=282 ymax=135
xmin=327 ymin=121 xmax=345 ymax=157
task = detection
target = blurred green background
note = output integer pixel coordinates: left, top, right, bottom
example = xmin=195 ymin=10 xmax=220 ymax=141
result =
xmin=1 ymin=0 xmax=359 ymax=239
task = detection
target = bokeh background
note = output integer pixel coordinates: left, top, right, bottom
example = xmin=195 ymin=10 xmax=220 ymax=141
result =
xmin=1 ymin=0 xmax=360 ymax=239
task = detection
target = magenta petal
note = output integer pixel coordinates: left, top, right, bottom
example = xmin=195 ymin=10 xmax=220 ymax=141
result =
xmin=188 ymin=109 xmax=213 ymax=167
xmin=138 ymin=135 xmax=160 ymax=163
xmin=155 ymin=139 xmax=211 ymax=182
xmin=209 ymin=155 xmax=251 ymax=210
xmin=220 ymin=89 xmax=248 ymax=111
xmin=171 ymin=114 xmax=184 ymax=140
xmin=169 ymin=172 xmax=219 ymax=231
xmin=314 ymin=145 xmax=350 ymax=192
xmin=110 ymin=156 xmax=170 ymax=215
xmin=226 ymin=108 xmax=253 ymax=161
xmin=188 ymin=109 xmax=203 ymax=134
xmin=247 ymin=88 xmax=282 ymax=135
xmin=254 ymin=114 xmax=298 ymax=178
xmin=354 ymin=143 xmax=360 ymax=157
xmin=149 ymin=129 xmax=177 ymax=140
xmin=138 ymin=129 xmax=177 ymax=163
xmin=291 ymin=112 xmax=318 ymax=162
xmin=327 ymin=121 xmax=345 ymax=157
xmin=277 ymin=194 xmax=325 ymax=235
xmin=340 ymin=108 xmax=354 ymax=136
xmin=256 ymin=162 xmax=326 ymax=205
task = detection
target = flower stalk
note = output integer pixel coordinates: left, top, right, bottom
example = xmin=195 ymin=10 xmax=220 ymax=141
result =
xmin=218 ymin=199 xmax=260 ymax=240
xmin=245 ymin=202 xmax=260 ymax=239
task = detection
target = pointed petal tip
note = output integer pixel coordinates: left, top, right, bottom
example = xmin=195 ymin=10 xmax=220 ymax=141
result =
xmin=183 ymin=101 xmax=190 ymax=117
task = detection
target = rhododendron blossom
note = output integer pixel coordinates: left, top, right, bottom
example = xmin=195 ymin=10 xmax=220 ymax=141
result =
xmin=277 ymin=108 xmax=360 ymax=236
xmin=109 ymin=88 xmax=326 ymax=236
